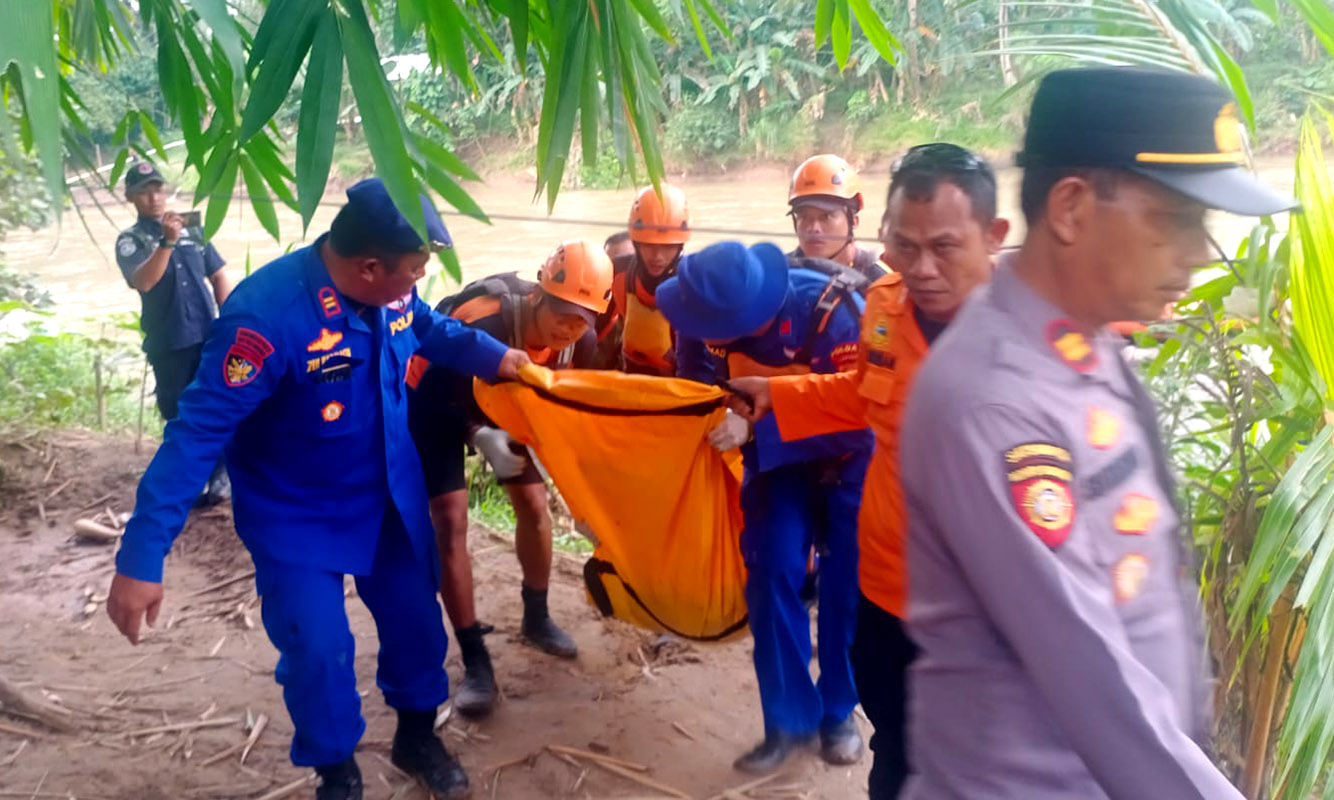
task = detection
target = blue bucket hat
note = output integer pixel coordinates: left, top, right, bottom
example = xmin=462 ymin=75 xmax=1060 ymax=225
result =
xmin=343 ymin=177 xmax=453 ymax=254
xmin=655 ymin=241 xmax=789 ymax=341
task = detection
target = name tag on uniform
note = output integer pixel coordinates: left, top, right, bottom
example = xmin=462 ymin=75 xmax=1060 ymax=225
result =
xmin=314 ymin=354 xmax=362 ymax=384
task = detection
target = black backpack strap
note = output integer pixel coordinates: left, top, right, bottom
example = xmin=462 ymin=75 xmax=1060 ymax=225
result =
xmin=793 ymin=271 xmax=862 ymax=366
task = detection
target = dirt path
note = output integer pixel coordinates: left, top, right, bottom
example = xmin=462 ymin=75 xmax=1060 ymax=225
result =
xmin=0 ymin=431 xmax=868 ymax=800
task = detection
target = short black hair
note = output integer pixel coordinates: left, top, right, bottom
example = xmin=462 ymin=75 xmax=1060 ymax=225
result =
xmin=329 ymin=204 xmax=411 ymax=268
xmin=887 ymin=157 xmax=997 ymax=226
xmin=1020 ymin=166 xmax=1121 ymax=224
xmin=604 ymin=231 xmax=631 ymax=248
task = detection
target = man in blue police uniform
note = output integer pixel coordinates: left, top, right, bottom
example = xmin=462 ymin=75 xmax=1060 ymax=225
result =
xmin=900 ymin=68 xmax=1294 ymax=799
xmin=660 ymin=241 xmax=872 ymax=774
xmin=116 ymin=161 xmax=232 ymax=505
xmin=106 ymin=178 xmax=530 ymax=800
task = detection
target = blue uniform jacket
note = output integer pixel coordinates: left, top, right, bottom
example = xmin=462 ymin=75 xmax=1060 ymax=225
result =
xmin=677 ymin=267 xmax=872 ymax=472
xmin=116 ymin=236 xmax=510 ymax=582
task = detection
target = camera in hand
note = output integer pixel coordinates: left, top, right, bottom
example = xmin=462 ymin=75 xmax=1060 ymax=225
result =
xmin=177 ymin=210 xmax=202 ymax=229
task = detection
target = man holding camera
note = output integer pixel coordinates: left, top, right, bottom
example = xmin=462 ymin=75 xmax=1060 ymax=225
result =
xmin=116 ymin=161 xmax=232 ymax=505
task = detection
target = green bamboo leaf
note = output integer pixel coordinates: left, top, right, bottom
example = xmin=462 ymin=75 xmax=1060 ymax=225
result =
xmin=244 ymin=136 xmax=298 ymax=211
xmin=831 ymin=0 xmax=852 ymax=68
xmin=183 ymin=0 xmax=244 ymax=88
xmin=412 ymin=133 xmax=481 ymax=182
xmin=814 ymin=0 xmax=834 ymax=47
xmin=505 ymin=0 xmax=529 ymax=71
xmin=3 ymin=2 xmax=64 ymax=207
xmin=240 ymin=153 xmax=281 ymax=241
xmin=424 ymin=0 xmax=478 ymax=93
xmin=1208 ymin=41 xmax=1254 ymax=132
xmin=394 ymin=0 xmax=425 ymax=49
xmin=205 ymin=151 xmax=239 ymax=240
xmin=159 ymin=24 xmax=205 ymax=168
xmin=624 ymin=0 xmax=674 ymax=42
xmin=1287 ymin=0 xmax=1334 ymax=62
xmin=337 ymin=0 xmax=427 ymax=240
xmin=534 ymin=2 xmax=590 ymax=210
xmin=138 ymin=111 xmax=168 ymax=161
xmin=296 ymin=8 xmax=342 ymax=232
xmin=680 ymin=0 xmax=713 ymax=60
xmin=239 ymin=0 xmax=327 ymax=141
xmin=195 ymin=143 xmax=234 ymax=207
xmin=107 ymin=146 xmax=130 ymax=190
xmin=110 ymin=110 xmax=133 ymax=145
xmin=438 ymin=245 xmax=462 ymax=283
xmin=418 ymin=159 xmax=489 ymax=223
xmin=846 ymin=0 xmax=899 ymax=66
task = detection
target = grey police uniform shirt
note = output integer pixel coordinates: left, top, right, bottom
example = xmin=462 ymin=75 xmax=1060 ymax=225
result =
xmin=116 ymin=218 xmax=225 ymax=357
xmin=899 ymin=257 xmax=1241 ymax=800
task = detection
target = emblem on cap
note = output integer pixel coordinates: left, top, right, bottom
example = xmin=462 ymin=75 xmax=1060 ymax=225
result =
xmin=1214 ymin=102 xmax=1242 ymax=154
xmin=137 ymin=163 xmax=153 ymax=174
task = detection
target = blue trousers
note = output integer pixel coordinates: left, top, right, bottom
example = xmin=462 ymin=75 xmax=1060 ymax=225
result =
xmin=254 ymin=507 xmax=449 ymax=767
xmin=739 ymin=451 xmax=868 ymax=737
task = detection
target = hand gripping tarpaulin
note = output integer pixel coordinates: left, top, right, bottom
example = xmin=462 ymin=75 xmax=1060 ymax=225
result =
xmin=474 ymin=364 xmax=749 ymax=641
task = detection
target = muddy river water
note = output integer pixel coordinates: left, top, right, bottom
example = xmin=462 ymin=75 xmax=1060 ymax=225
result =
xmin=3 ymin=158 xmax=1298 ymax=337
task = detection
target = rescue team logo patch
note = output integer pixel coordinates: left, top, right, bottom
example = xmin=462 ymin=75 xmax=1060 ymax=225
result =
xmin=1005 ymin=442 xmax=1075 ymax=548
xmin=318 ymin=287 xmax=342 ymax=318
xmin=1113 ymin=494 xmax=1159 ymax=535
xmin=116 ymin=237 xmax=138 ymax=258
xmin=1087 ymin=407 xmax=1121 ymax=450
xmin=222 ymin=328 xmax=275 ymax=388
xmin=1113 ymin=554 xmax=1149 ymax=604
xmin=868 ymin=314 xmax=892 ymax=350
xmin=306 ymin=328 xmax=343 ymax=353
xmin=1046 ymin=320 xmax=1098 ymax=373
xmin=321 ymin=401 xmax=344 ymax=423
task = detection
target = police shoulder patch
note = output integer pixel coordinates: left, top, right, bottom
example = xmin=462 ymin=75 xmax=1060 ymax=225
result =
xmin=223 ymin=327 xmax=276 ymax=388
xmin=116 ymin=236 xmax=140 ymax=258
xmin=1005 ymin=441 xmax=1075 ymax=548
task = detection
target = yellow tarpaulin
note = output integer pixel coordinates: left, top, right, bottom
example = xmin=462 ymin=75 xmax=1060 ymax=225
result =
xmin=474 ymin=364 xmax=749 ymax=641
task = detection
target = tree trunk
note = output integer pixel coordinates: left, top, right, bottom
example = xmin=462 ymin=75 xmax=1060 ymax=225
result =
xmin=1242 ymin=587 xmax=1297 ymax=799
xmin=998 ymin=1 xmax=1017 ymax=87
xmin=905 ymin=0 xmax=922 ymax=105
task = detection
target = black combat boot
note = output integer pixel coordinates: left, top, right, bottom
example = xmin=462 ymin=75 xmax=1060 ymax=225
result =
xmin=315 ymin=757 xmax=363 ymax=800
xmin=819 ymin=715 xmax=865 ymax=766
xmin=520 ymin=585 xmax=577 ymax=659
xmin=732 ymin=730 xmax=817 ymax=775
xmin=390 ymin=708 xmax=471 ymax=799
xmin=454 ymin=623 xmax=498 ymax=718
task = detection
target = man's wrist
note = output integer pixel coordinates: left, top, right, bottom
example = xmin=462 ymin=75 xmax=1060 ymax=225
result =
xmin=159 ymin=237 xmax=177 ymax=249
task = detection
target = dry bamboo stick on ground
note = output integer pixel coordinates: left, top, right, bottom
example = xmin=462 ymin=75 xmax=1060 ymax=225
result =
xmin=197 ymin=739 xmax=247 ymax=767
xmin=704 ymin=772 xmax=783 ymax=800
xmin=125 ymin=716 xmax=238 ymax=737
xmin=183 ymin=570 xmax=256 ymax=599
xmin=576 ymin=757 xmax=693 ymax=799
xmin=0 ymin=675 xmax=76 ymax=733
xmin=251 ymin=775 xmax=315 ymax=800
xmin=239 ymin=713 xmax=267 ymax=764
xmin=671 ymin=721 xmax=696 ymax=741
xmin=43 ymin=479 xmax=72 ymax=503
xmin=73 ymin=519 xmax=121 ymax=543
xmin=547 ymin=743 xmax=650 ymax=772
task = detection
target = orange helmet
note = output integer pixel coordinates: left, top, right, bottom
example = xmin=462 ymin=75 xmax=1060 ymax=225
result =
xmin=628 ymin=184 xmax=691 ymax=245
xmin=538 ymin=239 xmax=615 ymax=315
xmin=789 ymin=154 xmax=863 ymax=211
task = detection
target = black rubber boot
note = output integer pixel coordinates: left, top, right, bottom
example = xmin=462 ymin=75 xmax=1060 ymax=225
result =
xmin=315 ymin=757 xmax=363 ymax=800
xmin=391 ymin=708 xmax=471 ymax=799
xmin=732 ymin=731 xmax=816 ymax=775
xmin=454 ymin=623 xmax=498 ymax=718
xmin=820 ymin=716 xmax=865 ymax=766
xmin=520 ymin=585 xmax=577 ymax=659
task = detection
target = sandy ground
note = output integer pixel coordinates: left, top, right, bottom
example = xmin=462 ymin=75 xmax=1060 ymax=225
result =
xmin=0 ymin=430 xmax=869 ymax=800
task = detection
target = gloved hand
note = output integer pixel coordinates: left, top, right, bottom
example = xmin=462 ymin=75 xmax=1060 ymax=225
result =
xmin=470 ymin=426 xmax=528 ymax=479
xmin=707 ymin=410 xmax=752 ymax=452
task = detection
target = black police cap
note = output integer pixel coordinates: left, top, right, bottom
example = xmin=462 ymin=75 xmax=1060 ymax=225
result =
xmin=124 ymin=161 xmax=165 ymax=194
xmin=1017 ymin=67 xmax=1294 ymax=216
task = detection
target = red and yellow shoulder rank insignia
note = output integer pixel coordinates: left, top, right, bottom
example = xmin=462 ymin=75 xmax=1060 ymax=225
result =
xmin=318 ymin=286 xmax=342 ymax=318
xmin=1046 ymin=319 xmax=1098 ymax=372
xmin=223 ymin=327 xmax=275 ymax=388
xmin=1005 ymin=442 xmax=1075 ymax=548
xmin=1112 ymin=554 xmax=1149 ymax=604
xmin=1113 ymin=494 xmax=1159 ymax=535
xmin=1086 ymin=406 xmax=1121 ymax=449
